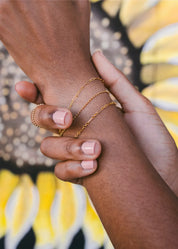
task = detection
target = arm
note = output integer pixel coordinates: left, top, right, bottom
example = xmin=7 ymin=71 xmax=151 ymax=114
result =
xmin=17 ymin=53 xmax=178 ymax=248
xmin=1 ymin=1 xmax=178 ymax=248
xmin=17 ymin=52 xmax=177 ymax=248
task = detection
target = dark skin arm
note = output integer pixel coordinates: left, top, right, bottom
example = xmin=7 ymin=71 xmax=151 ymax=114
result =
xmin=1 ymin=1 xmax=178 ymax=248
xmin=16 ymin=51 xmax=178 ymax=196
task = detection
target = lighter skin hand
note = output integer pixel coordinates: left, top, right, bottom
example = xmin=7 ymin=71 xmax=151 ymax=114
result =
xmin=92 ymin=51 xmax=178 ymax=195
xmin=16 ymin=51 xmax=178 ymax=196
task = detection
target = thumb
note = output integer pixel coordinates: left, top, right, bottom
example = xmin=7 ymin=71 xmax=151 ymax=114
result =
xmin=92 ymin=50 xmax=151 ymax=113
xmin=15 ymin=81 xmax=44 ymax=104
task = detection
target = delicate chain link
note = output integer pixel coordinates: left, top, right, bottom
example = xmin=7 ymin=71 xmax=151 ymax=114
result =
xmin=59 ymin=90 xmax=109 ymax=137
xmin=74 ymin=101 xmax=116 ymax=138
xmin=68 ymin=77 xmax=104 ymax=109
xmin=59 ymin=77 xmax=104 ymax=136
xmin=73 ymin=90 xmax=109 ymax=120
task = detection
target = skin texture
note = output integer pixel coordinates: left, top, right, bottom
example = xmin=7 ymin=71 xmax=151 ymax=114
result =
xmin=1 ymin=1 xmax=178 ymax=248
xmin=0 ymin=0 xmax=93 ymax=106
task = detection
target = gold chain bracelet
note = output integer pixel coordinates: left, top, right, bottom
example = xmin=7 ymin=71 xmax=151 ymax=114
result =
xmin=74 ymin=101 xmax=116 ymax=138
xmin=68 ymin=77 xmax=104 ymax=109
xmin=59 ymin=90 xmax=109 ymax=137
xmin=59 ymin=77 xmax=104 ymax=136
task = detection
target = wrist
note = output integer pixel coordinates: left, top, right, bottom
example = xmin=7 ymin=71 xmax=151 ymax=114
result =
xmin=34 ymin=60 xmax=100 ymax=107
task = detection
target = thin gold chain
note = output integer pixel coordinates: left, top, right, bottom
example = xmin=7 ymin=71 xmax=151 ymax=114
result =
xmin=68 ymin=77 xmax=104 ymax=109
xmin=59 ymin=77 xmax=104 ymax=136
xmin=74 ymin=101 xmax=116 ymax=138
xmin=59 ymin=90 xmax=109 ymax=137
xmin=73 ymin=90 xmax=109 ymax=120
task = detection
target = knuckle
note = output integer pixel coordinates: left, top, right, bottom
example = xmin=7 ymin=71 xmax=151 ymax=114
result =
xmin=65 ymin=138 xmax=77 ymax=157
xmin=66 ymin=141 xmax=72 ymax=155
xmin=33 ymin=105 xmax=49 ymax=127
xmin=65 ymin=163 xmax=73 ymax=177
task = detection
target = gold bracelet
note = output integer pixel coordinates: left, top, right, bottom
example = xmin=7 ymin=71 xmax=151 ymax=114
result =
xmin=59 ymin=90 xmax=109 ymax=137
xmin=59 ymin=77 xmax=104 ymax=136
xmin=74 ymin=101 xmax=116 ymax=138
xmin=68 ymin=77 xmax=104 ymax=109
xmin=73 ymin=90 xmax=109 ymax=120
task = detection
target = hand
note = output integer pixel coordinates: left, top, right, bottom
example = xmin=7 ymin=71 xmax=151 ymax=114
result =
xmin=16 ymin=51 xmax=178 ymax=195
xmin=0 ymin=0 xmax=94 ymax=106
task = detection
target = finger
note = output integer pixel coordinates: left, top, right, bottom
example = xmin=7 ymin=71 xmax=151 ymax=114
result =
xmin=31 ymin=104 xmax=73 ymax=131
xmin=15 ymin=81 xmax=43 ymax=104
xmin=92 ymin=50 xmax=155 ymax=113
xmin=54 ymin=160 xmax=97 ymax=184
xmin=41 ymin=137 xmax=101 ymax=161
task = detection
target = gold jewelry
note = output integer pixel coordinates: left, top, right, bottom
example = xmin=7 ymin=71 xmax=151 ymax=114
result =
xmin=68 ymin=77 xmax=104 ymax=109
xmin=59 ymin=90 xmax=109 ymax=137
xmin=73 ymin=90 xmax=109 ymax=120
xmin=31 ymin=104 xmax=44 ymax=128
xmin=74 ymin=101 xmax=116 ymax=138
xmin=59 ymin=77 xmax=104 ymax=136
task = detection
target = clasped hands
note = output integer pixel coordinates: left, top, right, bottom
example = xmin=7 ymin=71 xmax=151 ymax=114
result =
xmin=0 ymin=0 xmax=177 ymax=194
xmin=16 ymin=51 xmax=178 ymax=196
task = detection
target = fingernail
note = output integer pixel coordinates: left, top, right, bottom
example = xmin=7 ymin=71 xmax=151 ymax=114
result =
xmin=81 ymin=160 xmax=96 ymax=170
xmin=93 ymin=49 xmax=103 ymax=55
xmin=81 ymin=141 xmax=97 ymax=155
xmin=52 ymin=111 xmax=68 ymax=125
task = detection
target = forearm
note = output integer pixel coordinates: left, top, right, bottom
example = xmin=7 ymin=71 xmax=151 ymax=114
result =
xmin=83 ymin=112 xmax=178 ymax=248
xmin=35 ymin=63 xmax=178 ymax=249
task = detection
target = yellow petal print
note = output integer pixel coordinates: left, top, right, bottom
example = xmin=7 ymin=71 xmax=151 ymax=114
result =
xmin=142 ymin=78 xmax=178 ymax=111
xmin=128 ymin=0 xmax=178 ymax=47
xmin=141 ymin=23 xmax=178 ymax=64
xmin=141 ymin=64 xmax=178 ymax=84
xmin=120 ymin=0 xmax=159 ymax=26
xmin=51 ymin=179 xmax=86 ymax=249
xmin=102 ymin=0 xmax=121 ymax=17
xmin=5 ymin=174 xmax=39 ymax=249
xmin=33 ymin=172 xmax=56 ymax=249
xmin=83 ymin=194 xmax=106 ymax=249
xmin=0 ymin=170 xmax=19 ymax=238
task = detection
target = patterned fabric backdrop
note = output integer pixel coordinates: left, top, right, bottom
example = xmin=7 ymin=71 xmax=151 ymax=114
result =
xmin=0 ymin=0 xmax=178 ymax=248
